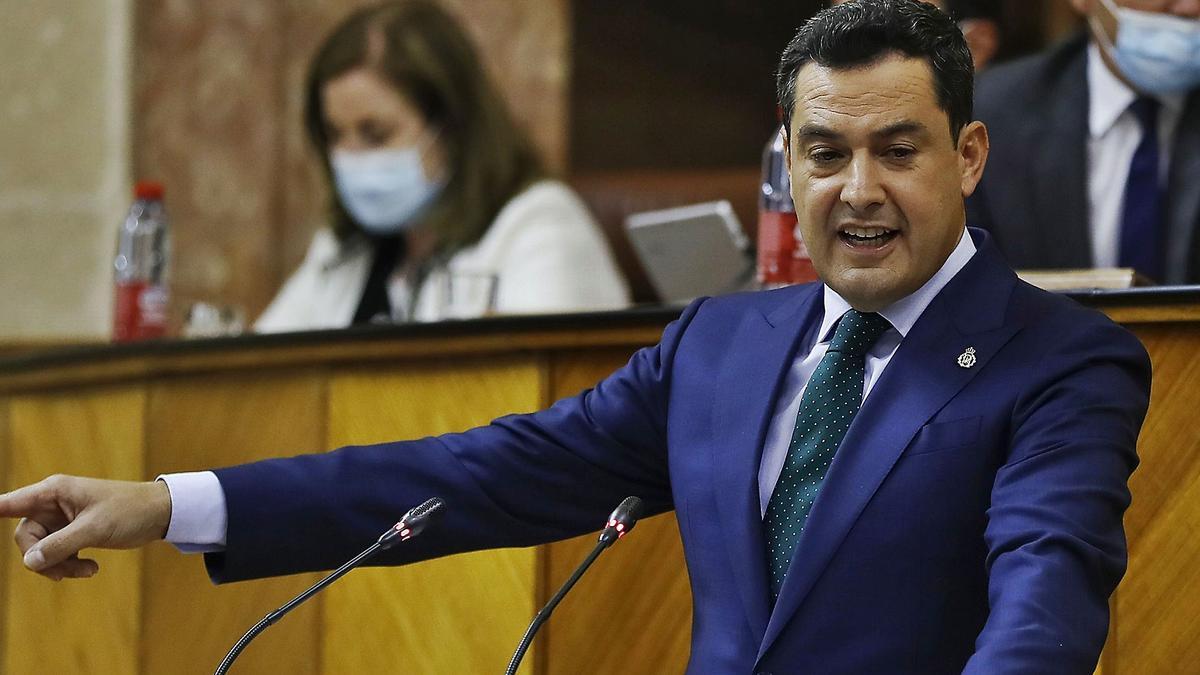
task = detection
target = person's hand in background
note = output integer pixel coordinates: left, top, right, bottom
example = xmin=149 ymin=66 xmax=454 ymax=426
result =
xmin=0 ymin=476 xmax=171 ymax=581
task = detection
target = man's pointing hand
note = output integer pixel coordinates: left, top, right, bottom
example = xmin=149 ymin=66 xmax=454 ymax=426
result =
xmin=0 ymin=475 xmax=171 ymax=581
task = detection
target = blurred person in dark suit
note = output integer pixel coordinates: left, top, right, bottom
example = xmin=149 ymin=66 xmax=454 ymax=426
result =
xmin=967 ymin=0 xmax=1200 ymax=283
xmin=255 ymin=0 xmax=628 ymax=332
xmin=951 ymin=0 xmax=1003 ymax=70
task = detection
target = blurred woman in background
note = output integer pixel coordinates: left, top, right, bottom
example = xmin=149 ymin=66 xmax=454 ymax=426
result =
xmin=256 ymin=0 xmax=628 ymax=332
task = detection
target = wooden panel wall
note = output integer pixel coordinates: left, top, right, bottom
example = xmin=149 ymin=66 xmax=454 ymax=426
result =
xmin=0 ymin=401 xmax=8 ymax=670
xmin=1110 ymin=323 xmax=1200 ymax=674
xmin=2 ymin=388 xmax=146 ymax=675
xmin=568 ymin=2 xmax=819 ymax=172
xmin=540 ymin=350 xmax=693 ymax=675
xmin=322 ymin=357 xmax=544 ymax=674
xmin=141 ymin=373 xmax=327 ymax=673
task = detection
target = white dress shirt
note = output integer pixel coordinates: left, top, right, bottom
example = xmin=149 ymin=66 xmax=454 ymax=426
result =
xmin=757 ymin=228 xmax=977 ymax=515
xmin=1086 ymin=43 xmax=1186 ymax=269
xmin=162 ymin=228 xmax=977 ymax=549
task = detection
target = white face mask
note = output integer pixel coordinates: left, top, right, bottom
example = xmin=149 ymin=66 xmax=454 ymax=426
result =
xmin=331 ymin=143 xmax=444 ymax=236
xmin=1092 ymin=0 xmax=1200 ymax=96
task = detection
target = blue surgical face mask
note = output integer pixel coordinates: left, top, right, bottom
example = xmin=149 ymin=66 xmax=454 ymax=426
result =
xmin=331 ymin=142 xmax=444 ymax=236
xmin=1092 ymin=0 xmax=1200 ymax=96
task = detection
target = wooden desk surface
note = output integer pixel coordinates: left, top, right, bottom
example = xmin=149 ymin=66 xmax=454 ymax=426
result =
xmin=4 ymin=286 xmax=1199 ymax=392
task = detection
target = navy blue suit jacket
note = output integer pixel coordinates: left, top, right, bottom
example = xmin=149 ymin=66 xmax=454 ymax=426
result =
xmin=208 ymin=229 xmax=1150 ymax=674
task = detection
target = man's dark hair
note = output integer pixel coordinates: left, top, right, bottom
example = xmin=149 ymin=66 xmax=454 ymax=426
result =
xmin=777 ymin=0 xmax=974 ymax=140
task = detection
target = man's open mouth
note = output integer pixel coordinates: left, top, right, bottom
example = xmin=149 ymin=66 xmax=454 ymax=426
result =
xmin=838 ymin=226 xmax=899 ymax=248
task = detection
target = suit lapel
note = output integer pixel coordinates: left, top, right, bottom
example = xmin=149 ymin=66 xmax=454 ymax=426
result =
xmin=711 ymin=284 xmax=822 ymax=641
xmin=1028 ymin=39 xmax=1091 ymax=268
xmin=1167 ymin=92 xmax=1200 ymax=283
xmin=756 ymin=232 xmax=1023 ymax=662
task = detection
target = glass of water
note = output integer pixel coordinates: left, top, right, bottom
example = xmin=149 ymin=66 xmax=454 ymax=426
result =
xmin=434 ymin=271 xmax=498 ymax=320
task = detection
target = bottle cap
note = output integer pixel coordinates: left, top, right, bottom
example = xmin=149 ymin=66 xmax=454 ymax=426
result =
xmin=134 ymin=180 xmax=165 ymax=201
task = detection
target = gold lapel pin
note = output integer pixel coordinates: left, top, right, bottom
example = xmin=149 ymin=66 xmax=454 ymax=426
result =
xmin=957 ymin=347 xmax=977 ymax=369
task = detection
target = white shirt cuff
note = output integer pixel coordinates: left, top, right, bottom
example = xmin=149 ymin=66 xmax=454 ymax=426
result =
xmin=157 ymin=471 xmax=228 ymax=553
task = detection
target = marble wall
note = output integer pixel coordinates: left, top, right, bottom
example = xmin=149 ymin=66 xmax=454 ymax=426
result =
xmin=0 ymin=0 xmax=131 ymax=340
xmin=0 ymin=0 xmax=569 ymax=340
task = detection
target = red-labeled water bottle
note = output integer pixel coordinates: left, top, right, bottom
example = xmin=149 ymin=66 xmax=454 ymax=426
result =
xmin=113 ymin=181 xmax=171 ymax=342
xmin=757 ymin=121 xmax=817 ymax=287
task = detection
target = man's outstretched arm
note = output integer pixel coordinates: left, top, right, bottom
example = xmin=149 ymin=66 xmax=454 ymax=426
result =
xmin=2 ymin=298 xmax=707 ymax=584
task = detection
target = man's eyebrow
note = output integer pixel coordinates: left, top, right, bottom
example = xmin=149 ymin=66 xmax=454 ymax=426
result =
xmin=794 ymin=120 xmax=931 ymax=144
xmin=794 ymin=124 xmax=842 ymax=142
xmin=872 ymin=120 xmax=928 ymax=139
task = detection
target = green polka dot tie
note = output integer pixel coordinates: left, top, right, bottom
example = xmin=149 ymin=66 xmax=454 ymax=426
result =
xmin=764 ymin=309 xmax=892 ymax=601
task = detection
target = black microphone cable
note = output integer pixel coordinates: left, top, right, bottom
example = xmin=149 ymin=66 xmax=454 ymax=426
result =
xmin=214 ymin=497 xmax=445 ymax=675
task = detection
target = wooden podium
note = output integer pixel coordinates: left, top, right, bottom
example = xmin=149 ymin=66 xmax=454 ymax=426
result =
xmin=1 ymin=292 xmax=1198 ymax=674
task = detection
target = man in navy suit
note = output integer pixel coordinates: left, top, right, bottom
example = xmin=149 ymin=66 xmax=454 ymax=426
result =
xmin=0 ymin=2 xmax=1151 ymax=673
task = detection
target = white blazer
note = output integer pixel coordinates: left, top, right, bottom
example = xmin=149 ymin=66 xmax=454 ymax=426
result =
xmin=255 ymin=180 xmax=630 ymax=333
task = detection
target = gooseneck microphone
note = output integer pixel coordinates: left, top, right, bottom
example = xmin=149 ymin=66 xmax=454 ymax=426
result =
xmin=504 ymin=496 xmax=644 ymax=675
xmin=214 ymin=497 xmax=446 ymax=675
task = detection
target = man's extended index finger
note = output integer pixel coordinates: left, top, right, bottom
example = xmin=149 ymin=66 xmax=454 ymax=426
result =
xmin=0 ymin=483 xmax=48 ymax=518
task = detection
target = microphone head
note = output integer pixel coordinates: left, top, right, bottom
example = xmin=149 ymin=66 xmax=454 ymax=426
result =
xmin=401 ymin=497 xmax=445 ymax=536
xmin=599 ymin=496 xmax=644 ymax=545
xmin=379 ymin=497 xmax=445 ymax=548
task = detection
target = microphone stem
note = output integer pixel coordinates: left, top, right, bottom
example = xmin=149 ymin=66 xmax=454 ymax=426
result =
xmin=504 ymin=538 xmax=609 ymax=675
xmin=275 ymin=542 xmax=382 ymax=618
xmin=214 ymin=541 xmax=384 ymax=675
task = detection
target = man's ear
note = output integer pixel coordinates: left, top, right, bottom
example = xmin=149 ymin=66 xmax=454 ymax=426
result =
xmin=958 ymin=120 xmax=989 ymax=199
xmin=782 ymin=125 xmax=797 ymax=186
